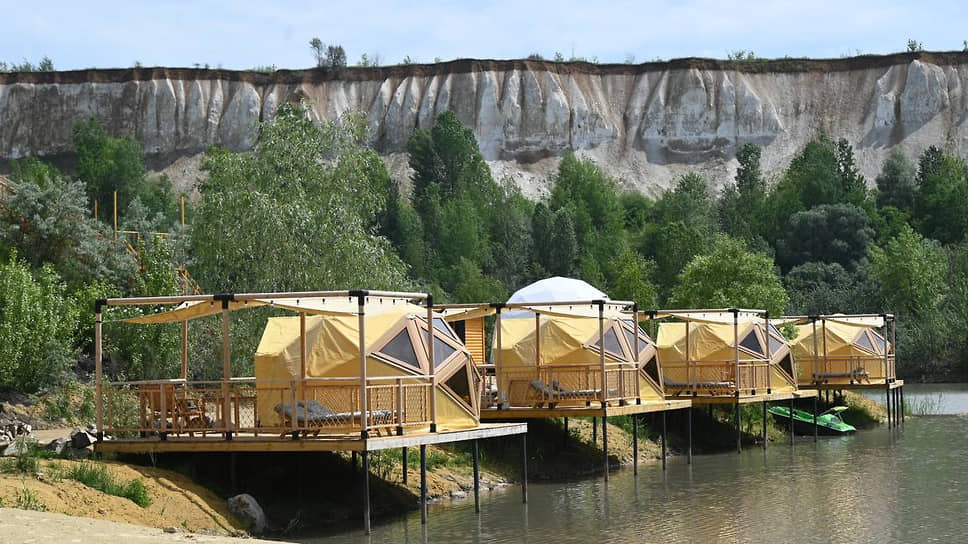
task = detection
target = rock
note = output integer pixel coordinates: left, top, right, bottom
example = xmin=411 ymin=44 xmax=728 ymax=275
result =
xmin=450 ymin=490 xmax=467 ymax=499
xmin=70 ymin=428 xmax=93 ymax=449
xmin=45 ymin=437 xmax=70 ymax=456
xmin=163 ymin=527 xmax=178 ymax=534
xmin=68 ymin=447 xmax=92 ymax=459
xmin=2 ymin=438 xmax=33 ymax=457
xmin=227 ymin=493 xmax=266 ymax=535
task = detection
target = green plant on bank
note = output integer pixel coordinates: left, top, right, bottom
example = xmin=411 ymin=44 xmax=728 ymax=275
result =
xmin=13 ymin=484 xmax=46 ymax=511
xmin=63 ymin=462 xmax=151 ymax=507
xmin=903 ymin=392 xmax=945 ymax=416
xmin=43 ymin=380 xmax=96 ymax=423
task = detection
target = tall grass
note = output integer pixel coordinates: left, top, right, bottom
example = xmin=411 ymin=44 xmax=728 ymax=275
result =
xmin=63 ymin=462 xmax=151 ymax=507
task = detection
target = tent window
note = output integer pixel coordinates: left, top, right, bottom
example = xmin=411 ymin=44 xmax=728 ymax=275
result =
xmin=855 ymin=332 xmax=876 ymax=353
xmin=595 ymin=328 xmax=625 ymax=357
xmin=643 ymin=355 xmax=660 ymax=384
xmin=378 ymin=330 xmax=421 ymax=369
xmin=433 ymin=318 xmax=458 ymax=340
xmin=779 ymin=354 xmax=794 ymax=378
xmin=739 ymin=331 xmax=764 ymax=355
xmin=871 ymin=331 xmax=886 ymax=353
xmin=423 ymin=331 xmax=457 ymax=367
xmin=621 ymin=324 xmax=649 ymax=355
xmin=444 ymin=365 xmax=472 ymax=407
xmin=768 ymin=323 xmax=783 ymax=338
xmin=768 ymin=334 xmax=785 ymax=356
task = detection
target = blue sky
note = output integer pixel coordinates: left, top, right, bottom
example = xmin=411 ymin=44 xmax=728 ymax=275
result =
xmin=3 ymin=1 xmax=966 ymax=71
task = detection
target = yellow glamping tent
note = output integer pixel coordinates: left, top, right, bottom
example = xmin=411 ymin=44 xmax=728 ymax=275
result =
xmin=656 ymin=310 xmax=797 ymax=396
xmin=254 ymin=304 xmax=480 ymax=433
xmin=474 ymin=277 xmax=663 ymax=408
xmin=788 ymin=315 xmax=895 ymax=385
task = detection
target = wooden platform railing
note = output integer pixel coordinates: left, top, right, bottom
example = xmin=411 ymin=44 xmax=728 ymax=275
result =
xmin=492 ymin=362 xmax=640 ymax=408
xmin=100 ymin=376 xmax=434 ymax=438
xmin=661 ymin=358 xmax=773 ymax=396
xmin=810 ymin=354 xmax=896 ymax=383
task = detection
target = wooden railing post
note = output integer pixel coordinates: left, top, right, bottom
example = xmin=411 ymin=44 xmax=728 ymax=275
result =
xmin=355 ymin=291 xmax=368 ymax=438
xmin=159 ymin=382 xmax=167 ymax=437
xmin=731 ymin=309 xmax=740 ymax=396
xmin=882 ymin=314 xmax=890 ymax=383
xmin=597 ymin=301 xmax=606 ymax=405
xmin=290 ymin=381 xmax=298 ymax=434
xmin=219 ymin=296 xmax=233 ymax=438
xmin=95 ymin=301 xmax=104 ymax=439
xmin=764 ymin=312 xmax=772 ymax=393
xmin=495 ymin=305 xmax=505 ymax=408
xmin=396 ymin=378 xmax=404 ymax=432
xmin=426 ymin=293 xmax=437 ymax=432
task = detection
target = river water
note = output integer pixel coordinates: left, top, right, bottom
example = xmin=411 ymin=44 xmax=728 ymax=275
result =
xmin=307 ymin=384 xmax=968 ymax=544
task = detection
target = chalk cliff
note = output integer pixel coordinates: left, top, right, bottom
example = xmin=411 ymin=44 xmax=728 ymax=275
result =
xmin=2 ymin=53 xmax=967 ymax=197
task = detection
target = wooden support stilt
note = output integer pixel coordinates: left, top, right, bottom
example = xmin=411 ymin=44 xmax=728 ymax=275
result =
xmin=521 ymin=434 xmax=528 ymax=503
xmin=900 ymin=386 xmax=905 ymax=427
xmin=762 ymin=401 xmax=768 ymax=450
xmin=402 ymin=447 xmax=408 ymax=485
xmin=789 ymin=398 xmax=795 ymax=444
xmin=632 ymin=414 xmax=638 ymax=475
xmin=813 ymin=395 xmax=818 ymax=443
xmin=420 ymin=445 xmax=428 ymax=524
xmin=886 ymin=385 xmax=892 ymax=429
xmin=473 ymin=440 xmax=481 ymax=513
xmin=602 ymin=416 xmax=609 ymax=481
xmin=661 ymin=411 xmax=667 ymax=471
xmin=563 ymin=417 xmax=569 ymax=447
xmin=362 ymin=451 xmax=371 ymax=535
xmin=736 ymin=403 xmax=742 ymax=454
xmin=592 ymin=417 xmax=597 ymax=444
xmin=687 ymin=407 xmax=693 ymax=465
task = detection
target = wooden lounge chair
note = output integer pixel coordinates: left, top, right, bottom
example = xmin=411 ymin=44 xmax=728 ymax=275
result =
xmin=814 ymin=367 xmax=870 ymax=383
xmin=274 ymin=400 xmax=393 ymax=437
xmin=664 ymin=377 xmax=735 ymax=395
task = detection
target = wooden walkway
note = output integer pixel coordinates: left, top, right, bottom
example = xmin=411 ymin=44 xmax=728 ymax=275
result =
xmin=95 ymin=422 xmax=527 ymax=454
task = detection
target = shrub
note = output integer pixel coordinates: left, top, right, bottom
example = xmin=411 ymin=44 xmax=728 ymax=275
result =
xmin=0 ymin=252 xmax=79 ymax=392
xmin=64 ymin=462 xmax=152 ymax=507
xmin=14 ymin=485 xmax=46 ymax=511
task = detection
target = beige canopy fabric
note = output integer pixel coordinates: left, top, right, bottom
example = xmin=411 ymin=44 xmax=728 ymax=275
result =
xmin=440 ymin=306 xmax=496 ymax=322
xmin=121 ymin=297 xmax=427 ymax=324
xmin=654 ymin=310 xmax=766 ymax=325
xmin=789 ymin=320 xmax=892 ymax=384
xmin=657 ymin=320 xmax=797 ymax=392
xmin=494 ymin=314 xmax=664 ymax=401
xmin=254 ymin=306 xmax=480 ymax=431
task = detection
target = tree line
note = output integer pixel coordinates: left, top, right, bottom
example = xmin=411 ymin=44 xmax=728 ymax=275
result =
xmin=2 ymin=104 xmax=967 ymax=397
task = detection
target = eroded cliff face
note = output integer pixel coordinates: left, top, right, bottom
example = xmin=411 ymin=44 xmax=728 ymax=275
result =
xmin=2 ymin=53 xmax=967 ymax=198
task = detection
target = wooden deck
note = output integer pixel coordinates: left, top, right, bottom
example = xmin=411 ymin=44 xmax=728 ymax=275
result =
xmin=479 ymin=399 xmax=691 ymax=420
xmin=667 ymin=389 xmax=819 ymax=405
xmin=801 ymin=379 xmax=905 ymax=391
xmin=94 ymin=422 xmax=527 ymax=454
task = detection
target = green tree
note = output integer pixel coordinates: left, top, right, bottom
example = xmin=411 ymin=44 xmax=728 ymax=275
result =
xmin=875 ymin=149 xmax=917 ymax=212
xmin=72 ymin=117 xmax=147 ymax=217
xmin=1 ymin=162 xmax=136 ymax=289
xmin=309 ymin=37 xmax=325 ymax=66
xmin=836 ymin=138 xmax=868 ymax=204
xmin=0 ymin=252 xmax=78 ymax=392
xmin=784 ymin=261 xmax=873 ymax=315
xmin=777 ymin=203 xmax=874 ymax=272
xmin=609 ymin=248 xmax=658 ymax=307
xmin=670 ymin=236 xmax=789 ymax=315
xmin=914 ymin=146 xmax=968 ymax=244
xmin=868 ymin=225 xmax=949 ymax=376
xmin=719 ymin=143 xmax=766 ymax=241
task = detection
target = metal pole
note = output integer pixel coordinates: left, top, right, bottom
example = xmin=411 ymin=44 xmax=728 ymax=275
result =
xmin=733 ymin=310 xmax=740 ymax=396
xmin=420 ymin=444 xmax=428 ymax=524
xmin=402 ymin=447 xmax=408 ymax=485
xmin=95 ymin=305 xmax=103 ymax=438
xmin=521 ymin=433 xmax=528 ymax=503
xmin=762 ymin=401 xmax=768 ymax=450
xmin=427 ymin=295 xmax=437 ymax=431
xmin=598 ymin=301 xmax=606 ymax=406
xmin=603 ymin=416 xmax=609 ymax=480
xmin=661 ymin=411 xmax=667 ymax=471
xmin=564 ymin=417 xmax=569 ymax=447
xmin=813 ymin=395 xmax=818 ymax=442
xmin=495 ymin=307 xmax=505 ymax=408
xmin=362 ymin=451 xmax=371 ymax=534
xmin=812 ymin=319 xmax=819 ymax=384
xmin=736 ymin=402 xmax=742 ymax=454
xmin=358 ymin=294 xmax=368 ymax=438
xmin=221 ymin=304 xmax=232 ymax=438
xmin=687 ymin=407 xmax=693 ymax=464
xmin=765 ymin=312 xmax=772 ymax=393
xmin=900 ymin=386 xmax=905 ymax=427
xmin=886 ymin=384 xmax=892 ymax=429
xmin=473 ymin=440 xmax=481 ymax=513
xmin=632 ymin=414 xmax=638 ymax=474
xmin=180 ymin=320 xmax=188 ymax=380
xmin=299 ymin=313 xmax=306 ymax=404
xmin=789 ymin=398 xmax=795 ymax=444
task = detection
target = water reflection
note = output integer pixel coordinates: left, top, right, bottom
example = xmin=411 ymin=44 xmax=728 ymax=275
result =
xmin=306 ymin=386 xmax=968 ymax=544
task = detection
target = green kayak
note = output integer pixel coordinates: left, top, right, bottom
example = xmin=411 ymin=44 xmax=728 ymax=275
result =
xmin=768 ymin=405 xmax=857 ymax=435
